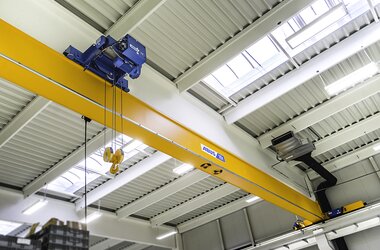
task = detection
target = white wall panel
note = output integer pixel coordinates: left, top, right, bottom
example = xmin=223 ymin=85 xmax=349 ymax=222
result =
xmin=345 ymin=226 xmax=380 ymax=250
xmin=182 ymin=221 xmax=222 ymax=250
xmin=219 ymin=210 xmax=251 ymax=249
xmin=312 ymin=159 xmax=380 ymax=208
xmin=246 ymin=201 xmax=295 ymax=242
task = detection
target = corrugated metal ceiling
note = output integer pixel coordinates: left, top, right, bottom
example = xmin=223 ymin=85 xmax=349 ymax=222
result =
xmin=55 ymin=0 xmax=138 ymax=32
xmin=0 ymin=79 xmax=35 ymax=131
xmin=236 ymin=41 xmax=380 ymax=138
xmin=97 ymin=159 xmax=180 ymax=211
xmin=55 ymin=0 xmax=282 ymax=79
xmin=0 ymin=101 xmax=103 ymax=189
xmin=315 ymin=128 xmax=380 ymax=163
xmin=172 ymin=190 xmax=249 ymax=225
xmin=134 ymin=177 xmax=223 ymax=219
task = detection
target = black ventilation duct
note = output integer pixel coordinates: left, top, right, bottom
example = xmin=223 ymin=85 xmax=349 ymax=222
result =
xmin=272 ymin=131 xmax=348 ymax=250
xmin=295 ymin=153 xmax=336 ymax=212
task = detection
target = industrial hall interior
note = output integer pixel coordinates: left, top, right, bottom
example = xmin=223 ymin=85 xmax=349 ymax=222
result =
xmin=1 ymin=0 xmax=380 ymax=249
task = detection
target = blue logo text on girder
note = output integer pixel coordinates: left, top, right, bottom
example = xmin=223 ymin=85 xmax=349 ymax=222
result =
xmin=201 ymin=144 xmax=226 ymax=162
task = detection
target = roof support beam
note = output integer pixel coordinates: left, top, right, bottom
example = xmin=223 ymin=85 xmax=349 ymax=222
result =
xmin=0 ymin=19 xmax=323 ymax=222
xmin=90 ymin=239 xmax=122 ymax=250
xmin=308 ymin=142 xmax=380 ymax=180
xmin=150 ymin=184 xmax=239 ymax=226
xmin=23 ymin=129 xmax=113 ymax=197
xmin=177 ymin=196 xmax=262 ymax=233
xmin=258 ymin=74 xmax=380 ymax=149
xmin=76 ymin=152 xmax=171 ymax=210
xmin=106 ymin=0 xmax=167 ymax=39
xmin=117 ymin=170 xmax=209 ymax=218
xmin=369 ymin=157 xmax=380 ymax=180
xmin=312 ymin=112 xmax=380 ymax=156
xmin=0 ymin=95 xmax=50 ymax=148
xmin=315 ymin=233 xmax=335 ymax=250
xmin=367 ymin=0 xmax=379 ymax=23
xmin=124 ymin=243 xmax=149 ymax=250
xmin=0 ymin=188 xmax=175 ymax=248
xmin=175 ymin=0 xmax=313 ymax=92
xmin=224 ymin=21 xmax=380 ymax=124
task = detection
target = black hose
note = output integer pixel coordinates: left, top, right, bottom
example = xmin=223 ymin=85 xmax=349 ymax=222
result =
xmin=295 ymin=153 xmax=337 ymax=212
xmin=295 ymin=153 xmax=348 ymax=250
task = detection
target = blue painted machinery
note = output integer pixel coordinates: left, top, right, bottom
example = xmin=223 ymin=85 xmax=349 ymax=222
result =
xmin=64 ymin=34 xmax=146 ymax=92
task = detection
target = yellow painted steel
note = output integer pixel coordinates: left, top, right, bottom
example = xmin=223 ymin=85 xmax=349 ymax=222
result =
xmin=0 ymin=19 xmax=324 ymax=222
xmin=343 ymin=201 xmax=366 ymax=214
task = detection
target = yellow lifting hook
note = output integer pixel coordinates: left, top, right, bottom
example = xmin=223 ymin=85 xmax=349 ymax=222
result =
xmin=103 ymin=147 xmax=124 ymax=174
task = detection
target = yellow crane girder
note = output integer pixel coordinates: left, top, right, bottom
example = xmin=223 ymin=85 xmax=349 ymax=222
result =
xmin=0 ymin=19 xmax=324 ymax=222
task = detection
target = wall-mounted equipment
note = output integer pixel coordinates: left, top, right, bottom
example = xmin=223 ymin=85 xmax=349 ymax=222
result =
xmin=272 ymin=131 xmax=365 ymax=250
xmin=271 ymin=131 xmax=315 ymax=162
xmin=64 ymin=34 xmax=146 ymax=92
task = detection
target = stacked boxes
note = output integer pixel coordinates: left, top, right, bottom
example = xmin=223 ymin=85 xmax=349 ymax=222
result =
xmin=0 ymin=235 xmax=42 ymax=250
xmin=29 ymin=219 xmax=89 ymax=250
xmin=39 ymin=225 xmax=89 ymax=250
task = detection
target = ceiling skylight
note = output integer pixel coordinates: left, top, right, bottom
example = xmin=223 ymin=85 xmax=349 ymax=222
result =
xmin=202 ymin=0 xmax=370 ymax=99
xmin=271 ymin=0 xmax=369 ymax=55
xmin=212 ymin=65 xmax=237 ymax=87
xmin=299 ymin=0 xmax=329 ymax=24
xmin=286 ymin=4 xmax=347 ymax=48
xmin=203 ymin=36 xmax=287 ymax=97
xmin=227 ymin=54 xmax=253 ymax=78
xmin=47 ymin=134 xmax=149 ymax=195
xmin=246 ymin=36 xmax=280 ymax=65
xmin=0 ymin=219 xmax=22 ymax=235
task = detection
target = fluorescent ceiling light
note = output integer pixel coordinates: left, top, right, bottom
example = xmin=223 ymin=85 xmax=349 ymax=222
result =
xmin=156 ymin=231 xmax=177 ymax=240
xmin=0 ymin=220 xmax=22 ymax=235
xmin=173 ymin=163 xmax=194 ymax=175
xmin=357 ymin=217 xmax=380 ymax=228
xmin=246 ymin=196 xmax=260 ymax=203
xmin=22 ymin=199 xmax=48 ymax=215
xmin=373 ymin=144 xmax=380 ymax=151
xmin=286 ymin=4 xmax=346 ymax=48
xmin=325 ymin=62 xmax=378 ymax=95
xmin=79 ymin=211 xmax=102 ymax=224
xmin=288 ymin=239 xmax=309 ymax=248
xmin=274 ymin=247 xmax=291 ymax=250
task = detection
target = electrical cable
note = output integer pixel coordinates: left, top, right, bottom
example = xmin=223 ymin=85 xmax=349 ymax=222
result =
xmin=120 ymin=87 xmax=124 ymax=146
xmin=104 ymin=79 xmax=107 ymax=151
xmin=112 ymin=76 xmax=116 ymax=151
xmin=113 ymin=76 xmax=117 ymax=149
xmin=82 ymin=116 xmax=91 ymax=223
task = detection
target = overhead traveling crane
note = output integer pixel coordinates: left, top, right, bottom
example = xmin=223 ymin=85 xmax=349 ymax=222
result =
xmin=0 ymin=19 xmax=325 ymax=223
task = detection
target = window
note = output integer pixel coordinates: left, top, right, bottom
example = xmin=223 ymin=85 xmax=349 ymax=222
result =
xmin=271 ymin=0 xmax=369 ymax=55
xmin=227 ymin=54 xmax=253 ymax=78
xmin=202 ymin=0 xmax=370 ymax=98
xmin=286 ymin=4 xmax=347 ymax=48
xmin=299 ymin=0 xmax=329 ymax=24
xmin=203 ymin=36 xmax=287 ymax=97
xmin=246 ymin=36 xmax=280 ymax=65
xmin=212 ymin=65 xmax=237 ymax=87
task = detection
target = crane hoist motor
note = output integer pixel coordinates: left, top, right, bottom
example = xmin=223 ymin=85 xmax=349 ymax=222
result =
xmin=64 ymin=34 xmax=146 ymax=92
